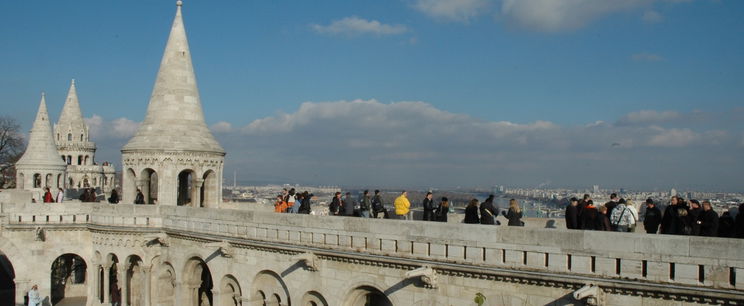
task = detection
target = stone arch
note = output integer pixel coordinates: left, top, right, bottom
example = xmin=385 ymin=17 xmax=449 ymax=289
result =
xmin=68 ymin=177 xmax=74 ymax=189
xmin=0 ymin=250 xmax=15 ymax=306
xmin=56 ymin=174 xmax=63 ymax=190
xmin=77 ymin=155 xmax=82 ymax=165
xmin=51 ymin=253 xmax=88 ymax=305
xmin=45 ymin=173 xmax=53 ymax=188
xmin=177 ymin=169 xmax=197 ymax=206
xmin=250 ymin=270 xmax=290 ymax=306
xmin=220 ymin=274 xmax=242 ymax=306
xmin=122 ymin=255 xmax=146 ymax=306
xmin=140 ymin=168 xmax=158 ymax=204
xmin=67 ymin=133 xmax=72 ymax=141
xmin=66 ymin=155 xmax=72 ymax=165
xmin=183 ymin=257 xmax=213 ymax=306
xmin=33 ymin=173 xmax=41 ymax=188
xmin=343 ymin=285 xmax=392 ymax=306
xmin=201 ymin=170 xmax=218 ymax=208
xmin=301 ymin=291 xmax=328 ymax=306
xmin=155 ymin=261 xmax=176 ymax=306
xmin=84 ymin=155 xmax=89 ymax=165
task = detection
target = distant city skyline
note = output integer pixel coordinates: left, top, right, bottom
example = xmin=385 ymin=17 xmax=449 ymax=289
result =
xmin=1 ymin=1 xmax=743 ymax=191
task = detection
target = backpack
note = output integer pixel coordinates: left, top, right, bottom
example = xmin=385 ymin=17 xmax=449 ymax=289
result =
xmin=372 ymin=195 xmax=383 ymax=212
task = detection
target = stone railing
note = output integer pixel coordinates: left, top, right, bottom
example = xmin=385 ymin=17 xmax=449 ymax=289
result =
xmin=2 ymin=202 xmax=743 ymax=296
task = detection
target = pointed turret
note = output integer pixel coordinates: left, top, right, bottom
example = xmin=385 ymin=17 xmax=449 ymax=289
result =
xmin=57 ymin=79 xmax=86 ymax=132
xmin=122 ymin=0 xmax=224 ymax=153
xmin=17 ymin=93 xmax=66 ymax=168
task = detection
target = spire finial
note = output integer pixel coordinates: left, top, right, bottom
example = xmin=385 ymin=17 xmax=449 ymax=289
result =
xmin=71 ymin=78 xmax=75 ymax=86
xmin=41 ymin=91 xmax=45 ymax=98
xmin=176 ymin=0 xmax=182 ymax=7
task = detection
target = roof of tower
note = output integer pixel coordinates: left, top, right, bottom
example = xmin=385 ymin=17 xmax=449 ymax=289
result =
xmin=122 ymin=1 xmax=224 ymax=154
xmin=56 ymin=79 xmax=86 ymax=130
xmin=16 ymin=93 xmax=67 ymax=168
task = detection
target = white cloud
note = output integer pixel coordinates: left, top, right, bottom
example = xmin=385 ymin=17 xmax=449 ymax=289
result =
xmin=500 ymin=0 xmax=646 ymax=32
xmin=311 ymin=16 xmax=408 ymax=36
xmin=84 ymin=115 xmax=139 ymax=140
xmin=210 ymin=121 xmax=233 ymax=133
xmin=412 ymin=0 xmax=491 ymax=22
xmin=646 ymin=127 xmax=699 ymax=147
xmin=642 ymin=10 xmax=664 ymax=23
xmin=632 ymin=52 xmax=666 ymax=62
xmin=616 ymin=110 xmax=680 ymax=126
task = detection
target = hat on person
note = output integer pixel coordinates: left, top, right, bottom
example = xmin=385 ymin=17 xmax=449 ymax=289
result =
xmin=646 ymin=198 xmax=654 ymax=204
xmin=570 ymin=197 xmax=578 ymax=202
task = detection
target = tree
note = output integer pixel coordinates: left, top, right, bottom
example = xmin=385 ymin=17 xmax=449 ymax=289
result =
xmin=0 ymin=116 xmax=24 ymax=188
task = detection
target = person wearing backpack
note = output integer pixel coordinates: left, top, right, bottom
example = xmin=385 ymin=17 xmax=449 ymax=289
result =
xmin=371 ymin=190 xmax=388 ymax=218
xmin=359 ymin=190 xmax=372 ymax=218
xmin=434 ymin=197 xmax=450 ymax=222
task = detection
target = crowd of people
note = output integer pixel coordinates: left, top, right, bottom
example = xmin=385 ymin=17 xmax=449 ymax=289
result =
xmin=565 ymin=193 xmax=744 ymax=238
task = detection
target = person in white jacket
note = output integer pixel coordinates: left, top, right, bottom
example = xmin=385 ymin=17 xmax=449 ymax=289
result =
xmin=611 ymin=200 xmax=636 ymax=232
xmin=56 ymin=188 xmax=64 ymax=203
xmin=28 ymin=284 xmax=41 ymax=306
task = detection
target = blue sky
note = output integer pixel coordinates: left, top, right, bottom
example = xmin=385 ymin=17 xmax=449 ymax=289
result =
xmin=2 ymin=0 xmax=743 ymax=191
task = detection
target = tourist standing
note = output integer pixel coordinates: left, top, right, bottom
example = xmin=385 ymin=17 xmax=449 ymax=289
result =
xmin=698 ymin=201 xmax=719 ymax=237
xmin=108 ymin=189 xmax=119 ymax=204
xmin=135 ymin=189 xmax=145 ymax=204
xmin=577 ymin=194 xmax=591 ymax=229
xmin=688 ymin=200 xmax=703 ymax=235
xmin=504 ymin=199 xmax=523 ymax=226
xmin=604 ymin=193 xmax=620 ymax=230
xmin=660 ymin=196 xmax=680 ymax=234
xmin=422 ymin=192 xmax=435 ymax=221
xmin=43 ymin=187 xmax=54 ymax=203
xmin=597 ymin=206 xmax=612 ymax=231
xmin=343 ymin=192 xmax=356 ymax=216
xmin=56 ymin=188 xmax=64 ymax=203
xmin=275 ymin=195 xmax=286 ymax=213
xmin=735 ymin=203 xmax=744 ymax=238
xmin=643 ymin=199 xmax=662 ymax=234
xmin=610 ymin=200 xmax=632 ymax=232
xmin=565 ymin=197 xmax=579 ymax=229
xmin=329 ymin=192 xmax=341 ymax=216
xmin=359 ymin=190 xmax=371 ymax=218
xmin=285 ymin=188 xmax=296 ymax=213
xmin=298 ymin=192 xmax=312 ymax=214
xmin=435 ymin=197 xmax=449 ymax=222
xmin=28 ymin=284 xmax=41 ymax=306
xmin=479 ymin=195 xmax=497 ymax=225
xmin=464 ymin=199 xmax=480 ymax=224
xmin=372 ymin=190 xmax=387 ymax=218
xmin=394 ymin=191 xmax=410 ymax=220
xmin=580 ymin=200 xmax=599 ymax=230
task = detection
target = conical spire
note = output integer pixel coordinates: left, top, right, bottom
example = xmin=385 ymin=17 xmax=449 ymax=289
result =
xmin=57 ymin=79 xmax=85 ymax=130
xmin=123 ymin=1 xmax=224 ymax=153
xmin=16 ymin=93 xmax=66 ymax=168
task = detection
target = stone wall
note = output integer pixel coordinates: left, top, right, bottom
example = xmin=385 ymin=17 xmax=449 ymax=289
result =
xmin=0 ymin=202 xmax=742 ymax=305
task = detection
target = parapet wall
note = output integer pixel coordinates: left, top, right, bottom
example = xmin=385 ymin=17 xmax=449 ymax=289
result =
xmin=2 ymin=202 xmax=743 ymax=302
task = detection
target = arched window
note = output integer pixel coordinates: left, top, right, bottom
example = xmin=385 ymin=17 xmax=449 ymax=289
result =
xmin=67 ymin=133 xmax=72 ymax=141
xmin=57 ymin=133 xmax=60 ymax=141
xmin=33 ymin=174 xmax=42 ymax=188
xmin=77 ymin=156 xmax=82 ymax=165
xmin=80 ymin=134 xmax=83 ymax=141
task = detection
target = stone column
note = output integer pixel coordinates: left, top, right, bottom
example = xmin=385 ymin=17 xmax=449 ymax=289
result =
xmin=142 ymin=265 xmax=152 ymax=306
xmin=117 ymin=263 xmax=130 ymax=306
xmin=103 ymin=264 xmax=112 ymax=304
xmin=211 ymin=288 xmax=220 ymax=306
xmin=192 ymin=178 xmax=204 ymax=208
xmin=138 ymin=178 xmax=150 ymax=204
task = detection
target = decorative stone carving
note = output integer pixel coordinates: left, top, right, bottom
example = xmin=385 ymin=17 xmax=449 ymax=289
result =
xmin=292 ymin=252 xmax=320 ymax=271
xmin=406 ymin=266 xmax=438 ymax=288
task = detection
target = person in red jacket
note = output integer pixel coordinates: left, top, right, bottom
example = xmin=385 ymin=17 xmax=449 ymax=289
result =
xmin=43 ymin=187 xmax=54 ymax=203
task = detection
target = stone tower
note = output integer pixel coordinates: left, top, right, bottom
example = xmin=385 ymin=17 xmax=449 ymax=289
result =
xmin=16 ymin=93 xmax=67 ymax=194
xmin=121 ymin=1 xmax=225 ymax=206
xmin=54 ymin=79 xmax=116 ymax=191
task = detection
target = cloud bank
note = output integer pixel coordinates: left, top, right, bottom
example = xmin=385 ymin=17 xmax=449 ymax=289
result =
xmin=87 ymin=101 xmax=743 ymax=190
xmin=311 ymin=17 xmax=409 ymax=36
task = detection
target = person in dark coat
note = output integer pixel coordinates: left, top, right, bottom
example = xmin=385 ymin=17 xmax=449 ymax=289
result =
xmin=674 ymin=198 xmax=691 ymax=235
xmin=580 ymin=200 xmax=599 ymax=230
xmin=371 ymin=190 xmax=389 ymax=219
xmin=464 ymin=199 xmax=480 ymax=224
xmin=342 ymin=192 xmax=355 ymax=216
xmin=643 ymin=198 xmax=662 ymax=234
xmin=698 ymin=201 xmax=719 ymax=237
xmin=598 ymin=206 xmax=612 ymax=231
xmin=108 ymin=189 xmax=119 ymax=204
xmin=688 ymin=200 xmax=703 ymax=235
xmin=503 ymin=198 xmax=523 ymax=226
xmin=718 ymin=212 xmax=735 ymax=238
xmin=422 ymin=192 xmax=435 ymax=221
xmin=298 ymin=192 xmax=312 ymax=214
xmin=565 ymin=197 xmax=579 ymax=229
xmin=134 ymin=189 xmax=145 ymax=204
xmin=329 ymin=192 xmax=342 ymax=215
xmin=734 ymin=203 xmax=744 ymax=238
xmin=479 ymin=195 xmax=497 ymax=225
xmin=434 ymin=197 xmax=450 ymax=222
xmin=660 ymin=196 xmax=682 ymax=234
xmin=43 ymin=188 xmax=54 ymax=203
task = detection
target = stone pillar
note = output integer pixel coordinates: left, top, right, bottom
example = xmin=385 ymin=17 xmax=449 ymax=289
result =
xmin=211 ymin=288 xmax=220 ymax=306
xmin=103 ymin=264 xmax=111 ymax=304
xmin=186 ymin=283 xmax=200 ymax=306
xmin=84 ymin=264 xmax=98 ymax=306
xmin=118 ymin=263 xmax=129 ymax=306
xmin=192 ymin=178 xmax=204 ymax=208
xmin=142 ymin=265 xmax=152 ymax=306
xmin=138 ymin=178 xmax=150 ymax=204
